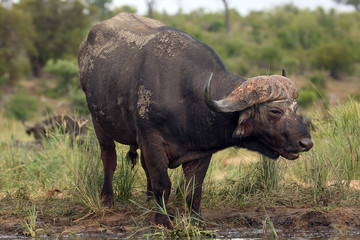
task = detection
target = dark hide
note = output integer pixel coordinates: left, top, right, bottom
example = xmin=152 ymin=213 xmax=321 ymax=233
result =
xmin=23 ymin=115 xmax=90 ymax=145
xmin=78 ymin=12 xmax=313 ymax=227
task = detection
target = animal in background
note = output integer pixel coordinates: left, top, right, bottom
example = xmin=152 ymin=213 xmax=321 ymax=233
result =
xmin=22 ymin=115 xmax=90 ymax=145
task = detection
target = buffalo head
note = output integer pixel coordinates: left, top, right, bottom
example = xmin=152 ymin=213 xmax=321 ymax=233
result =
xmin=205 ymin=72 xmax=313 ymax=160
xmin=22 ymin=120 xmax=47 ymax=142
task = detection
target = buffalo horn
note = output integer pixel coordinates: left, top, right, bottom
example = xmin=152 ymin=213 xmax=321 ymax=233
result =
xmin=204 ymin=73 xmax=239 ymax=113
xmin=205 ymin=74 xmax=298 ymax=113
xmin=204 ymin=72 xmax=220 ymax=112
xmin=21 ymin=119 xmax=32 ymax=129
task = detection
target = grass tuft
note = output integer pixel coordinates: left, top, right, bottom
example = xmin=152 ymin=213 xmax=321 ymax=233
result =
xmin=23 ymin=205 xmax=43 ymax=237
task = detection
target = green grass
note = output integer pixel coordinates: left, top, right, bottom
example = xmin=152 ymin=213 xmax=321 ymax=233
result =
xmin=263 ymin=207 xmax=278 ymax=239
xmin=23 ymin=205 xmax=43 ymax=237
xmin=288 ymin=99 xmax=360 ymax=202
xmin=1 ymin=100 xmax=360 ymax=237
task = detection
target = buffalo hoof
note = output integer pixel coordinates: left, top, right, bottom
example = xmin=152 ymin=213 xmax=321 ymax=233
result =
xmin=146 ymin=192 xmax=153 ymax=202
xmin=191 ymin=215 xmax=205 ymax=228
xmin=154 ymin=212 xmax=173 ymax=229
xmin=101 ymin=195 xmax=114 ymax=209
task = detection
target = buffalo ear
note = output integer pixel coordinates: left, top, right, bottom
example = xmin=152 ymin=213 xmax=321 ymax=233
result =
xmin=232 ymin=109 xmax=254 ymax=138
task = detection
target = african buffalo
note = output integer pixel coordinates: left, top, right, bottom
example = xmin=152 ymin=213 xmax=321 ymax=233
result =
xmin=78 ymin=12 xmax=313 ymax=227
xmin=23 ymin=115 xmax=90 ymax=145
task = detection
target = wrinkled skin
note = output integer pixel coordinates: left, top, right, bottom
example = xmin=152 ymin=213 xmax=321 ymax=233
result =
xmin=78 ymin=12 xmax=313 ymax=228
xmin=241 ymin=100 xmax=312 ymax=160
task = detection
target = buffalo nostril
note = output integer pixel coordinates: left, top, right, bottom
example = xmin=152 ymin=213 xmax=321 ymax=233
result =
xmin=299 ymin=138 xmax=314 ymax=151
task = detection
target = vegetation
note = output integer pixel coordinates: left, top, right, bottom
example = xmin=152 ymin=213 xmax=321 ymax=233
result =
xmin=1 ymin=2 xmax=360 ymax=83
xmin=44 ymin=59 xmax=79 ymax=96
xmin=1 ymin=0 xmax=360 ymax=237
xmin=1 ymin=101 xmax=360 ymax=237
xmin=334 ymin=0 xmax=360 ymax=11
xmin=4 ymin=88 xmax=38 ymax=120
xmin=0 ymin=1 xmax=359 ymax=114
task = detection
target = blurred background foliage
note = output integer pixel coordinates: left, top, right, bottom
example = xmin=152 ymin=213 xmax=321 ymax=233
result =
xmin=0 ymin=0 xmax=360 ymax=120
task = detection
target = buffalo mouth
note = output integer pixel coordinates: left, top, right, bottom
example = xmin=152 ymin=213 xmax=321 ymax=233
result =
xmin=280 ymin=151 xmax=299 ymax=160
xmin=264 ymin=147 xmax=300 ymax=160
xmin=240 ymin=140 xmax=280 ymax=159
xmin=264 ymin=148 xmax=300 ymax=160
xmin=262 ymin=148 xmax=280 ymax=159
xmin=258 ymin=139 xmax=301 ymax=160
xmin=240 ymin=139 xmax=302 ymax=160
xmin=259 ymin=138 xmax=303 ymax=160
xmin=271 ymin=145 xmax=301 ymax=160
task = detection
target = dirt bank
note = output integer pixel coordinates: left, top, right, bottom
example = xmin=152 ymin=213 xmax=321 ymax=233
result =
xmin=2 ymin=205 xmax=360 ymax=239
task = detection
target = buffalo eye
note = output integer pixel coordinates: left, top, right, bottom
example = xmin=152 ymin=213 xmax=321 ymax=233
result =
xmin=269 ymin=109 xmax=282 ymax=118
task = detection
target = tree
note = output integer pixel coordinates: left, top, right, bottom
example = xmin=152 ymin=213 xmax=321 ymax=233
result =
xmin=311 ymin=40 xmax=356 ymax=79
xmin=277 ymin=11 xmax=323 ymax=50
xmin=221 ymin=0 xmax=230 ymax=35
xmin=334 ymin=0 xmax=360 ymax=11
xmin=17 ymin=0 xmax=90 ymax=77
xmin=112 ymin=5 xmax=137 ymax=15
xmin=88 ymin=0 xmax=112 ymax=20
xmin=0 ymin=4 xmax=34 ymax=84
xmin=145 ymin=0 xmax=155 ymax=18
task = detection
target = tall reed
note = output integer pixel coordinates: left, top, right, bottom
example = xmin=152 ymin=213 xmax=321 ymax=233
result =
xmin=113 ymin=145 xmax=138 ymax=202
xmin=49 ymin=126 xmax=103 ymax=213
xmin=291 ymin=100 xmax=360 ymax=199
xmin=256 ymin=155 xmax=281 ymax=191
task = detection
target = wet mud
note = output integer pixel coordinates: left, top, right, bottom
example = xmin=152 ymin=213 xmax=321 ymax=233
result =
xmin=2 ymin=206 xmax=360 ymax=239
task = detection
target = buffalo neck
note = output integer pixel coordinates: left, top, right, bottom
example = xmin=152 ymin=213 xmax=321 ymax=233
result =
xmin=188 ymin=72 xmax=246 ymax=151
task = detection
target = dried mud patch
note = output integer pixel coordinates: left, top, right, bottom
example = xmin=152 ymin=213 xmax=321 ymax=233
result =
xmin=203 ymin=207 xmax=360 ymax=238
xmin=2 ymin=206 xmax=360 ymax=238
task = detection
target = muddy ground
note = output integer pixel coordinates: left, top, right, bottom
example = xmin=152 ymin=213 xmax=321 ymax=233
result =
xmin=2 ymin=204 xmax=360 ymax=239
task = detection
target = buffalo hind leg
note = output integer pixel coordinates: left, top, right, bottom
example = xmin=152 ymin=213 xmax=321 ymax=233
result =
xmin=140 ymin=153 xmax=153 ymax=200
xmin=93 ymin=121 xmax=117 ymax=208
xmin=140 ymin=135 xmax=172 ymax=228
xmin=125 ymin=144 xmax=152 ymax=199
xmin=182 ymin=156 xmax=211 ymax=221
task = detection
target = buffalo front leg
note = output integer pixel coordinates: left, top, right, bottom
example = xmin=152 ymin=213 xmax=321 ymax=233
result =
xmin=182 ymin=156 xmax=211 ymax=220
xmin=139 ymin=136 xmax=172 ymax=228
xmin=93 ymin=121 xmax=117 ymax=208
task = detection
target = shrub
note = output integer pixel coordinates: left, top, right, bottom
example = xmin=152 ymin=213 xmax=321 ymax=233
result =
xmin=297 ymin=86 xmax=318 ymax=108
xmin=225 ymin=57 xmax=250 ymax=76
xmin=112 ymin=5 xmax=137 ymax=15
xmin=44 ymin=59 xmax=79 ymax=95
xmin=308 ymin=72 xmax=327 ymax=98
xmin=277 ymin=11 xmax=323 ymax=50
xmin=281 ymin=57 xmax=300 ymax=75
xmin=4 ymin=89 xmax=38 ymax=120
xmin=311 ymin=40 xmax=356 ymax=79
xmin=309 ymin=72 xmax=327 ymax=90
xmin=206 ymin=21 xmax=224 ymax=32
xmin=223 ymin=38 xmax=244 ymax=58
xmin=69 ymin=88 xmax=89 ymax=115
xmin=257 ymin=43 xmax=282 ymax=70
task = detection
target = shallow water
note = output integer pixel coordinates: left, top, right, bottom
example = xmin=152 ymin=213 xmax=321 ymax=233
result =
xmin=215 ymin=229 xmax=360 ymax=240
xmin=2 ymin=230 xmax=360 ymax=239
